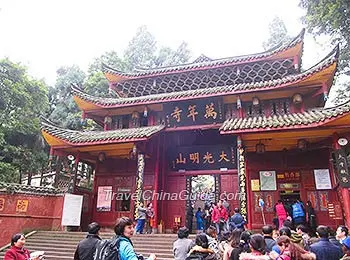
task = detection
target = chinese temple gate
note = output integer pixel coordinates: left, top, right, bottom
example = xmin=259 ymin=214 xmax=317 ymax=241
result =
xmin=41 ymin=29 xmax=350 ymax=231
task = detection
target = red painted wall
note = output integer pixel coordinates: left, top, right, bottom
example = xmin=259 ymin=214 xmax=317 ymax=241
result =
xmin=246 ymin=149 xmax=343 ymax=230
xmin=93 ymin=157 xmax=156 ymax=227
xmin=0 ymin=193 xmax=64 ymax=247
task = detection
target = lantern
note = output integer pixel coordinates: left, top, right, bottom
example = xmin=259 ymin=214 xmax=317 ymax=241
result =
xmin=297 ymin=139 xmax=307 ymax=150
xmin=292 ymin=93 xmax=303 ymax=105
xmin=256 ymin=142 xmax=266 ymax=154
xmin=98 ymin=152 xmax=106 ymax=162
xmin=252 ymin=96 xmax=260 ymax=106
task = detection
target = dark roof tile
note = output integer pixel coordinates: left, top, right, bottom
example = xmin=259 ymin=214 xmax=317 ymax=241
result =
xmin=40 ymin=118 xmax=164 ymax=145
xmin=103 ymin=29 xmax=305 ymax=79
xmin=73 ymin=45 xmax=338 ymax=109
xmin=220 ymin=100 xmax=350 ymax=132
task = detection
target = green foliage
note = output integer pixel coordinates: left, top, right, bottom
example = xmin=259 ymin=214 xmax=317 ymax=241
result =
xmin=300 ymin=0 xmax=350 ymax=71
xmin=262 ymin=16 xmax=293 ymax=50
xmin=0 ymin=59 xmax=50 ymax=183
xmin=52 ymin=25 xmax=191 ymax=130
xmin=48 ymin=65 xmax=86 ymax=129
xmin=300 ymin=0 xmax=350 ymax=103
xmin=0 ymin=162 xmax=19 ymax=183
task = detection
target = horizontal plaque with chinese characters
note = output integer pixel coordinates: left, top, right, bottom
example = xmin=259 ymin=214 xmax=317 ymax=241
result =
xmin=164 ymin=98 xmax=224 ymax=127
xmin=168 ymin=145 xmax=236 ymax=171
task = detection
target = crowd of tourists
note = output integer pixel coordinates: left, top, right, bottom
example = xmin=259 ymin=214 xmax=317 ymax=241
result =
xmin=173 ymin=221 xmax=350 ymax=260
xmin=193 ymin=199 xmax=245 ymax=237
xmin=3 ymin=198 xmax=350 ymax=260
xmin=173 ymin=199 xmax=350 ymax=260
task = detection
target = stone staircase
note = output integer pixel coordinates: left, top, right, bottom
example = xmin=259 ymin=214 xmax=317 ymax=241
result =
xmin=0 ymin=231 xmax=193 ymax=260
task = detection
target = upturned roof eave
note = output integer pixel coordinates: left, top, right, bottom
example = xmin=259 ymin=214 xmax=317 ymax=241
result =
xmin=102 ymin=29 xmax=305 ymax=83
xmin=40 ymin=118 xmax=165 ymax=147
xmin=72 ymin=57 xmax=338 ymax=111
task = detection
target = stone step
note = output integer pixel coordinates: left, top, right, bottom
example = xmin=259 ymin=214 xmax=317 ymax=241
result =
xmin=25 ymin=241 xmax=173 ymax=250
xmin=0 ymin=231 xmax=186 ymax=260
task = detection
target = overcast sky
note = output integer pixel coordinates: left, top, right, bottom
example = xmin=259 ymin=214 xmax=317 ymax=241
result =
xmin=0 ymin=0 xmax=334 ymax=86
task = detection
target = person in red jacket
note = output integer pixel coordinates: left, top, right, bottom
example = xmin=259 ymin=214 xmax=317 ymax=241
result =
xmin=275 ymin=200 xmax=288 ymax=229
xmin=211 ymin=200 xmax=228 ymax=240
xmin=4 ymin=233 xmax=40 ymax=260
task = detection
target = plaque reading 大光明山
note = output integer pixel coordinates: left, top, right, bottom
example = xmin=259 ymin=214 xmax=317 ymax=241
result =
xmin=168 ymin=145 xmax=236 ymax=171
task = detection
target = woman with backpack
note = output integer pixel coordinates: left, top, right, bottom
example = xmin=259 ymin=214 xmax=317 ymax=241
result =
xmin=114 ymin=217 xmax=156 ymax=260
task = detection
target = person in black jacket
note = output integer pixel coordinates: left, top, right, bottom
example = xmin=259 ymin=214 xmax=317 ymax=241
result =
xmin=74 ymin=222 xmax=102 ymax=260
xmin=262 ymin=225 xmax=276 ymax=253
xmin=310 ymin=225 xmax=343 ymax=260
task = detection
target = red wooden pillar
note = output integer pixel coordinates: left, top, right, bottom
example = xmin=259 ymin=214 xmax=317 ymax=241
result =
xmin=153 ymin=136 xmax=161 ymax=230
xmin=333 ymin=137 xmax=350 ymax=228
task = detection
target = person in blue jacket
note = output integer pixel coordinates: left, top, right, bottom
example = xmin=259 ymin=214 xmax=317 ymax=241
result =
xmin=114 ymin=217 xmax=156 ymax=260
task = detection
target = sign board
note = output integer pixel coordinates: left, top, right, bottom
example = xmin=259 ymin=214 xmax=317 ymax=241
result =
xmin=259 ymin=171 xmax=277 ymax=191
xmin=16 ymin=200 xmax=29 ymax=213
xmin=61 ymin=194 xmax=83 ymax=226
xmin=277 ymin=171 xmax=301 ymax=182
xmin=168 ymin=145 xmax=236 ymax=171
xmin=328 ymin=202 xmax=343 ymax=220
xmin=0 ymin=198 xmax=5 ymax=211
xmin=164 ymin=97 xmax=224 ymax=127
xmin=334 ymin=150 xmax=350 ymax=188
xmin=251 ymin=179 xmax=260 ymax=191
xmin=96 ymin=186 xmax=113 ymax=212
xmin=314 ymin=169 xmax=332 ymax=190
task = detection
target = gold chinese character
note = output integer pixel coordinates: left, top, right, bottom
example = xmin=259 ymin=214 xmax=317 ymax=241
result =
xmin=204 ymin=103 xmax=217 ymax=119
xmin=203 ymin=152 xmax=214 ymax=164
xmin=176 ymin=153 xmax=186 ymax=164
xmin=187 ymin=105 xmax=198 ymax=122
xmin=171 ymin=107 xmax=183 ymax=122
xmin=190 ymin=153 xmax=200 ymax=164
xmin=218 ymin=151 xmax=229 ymax=162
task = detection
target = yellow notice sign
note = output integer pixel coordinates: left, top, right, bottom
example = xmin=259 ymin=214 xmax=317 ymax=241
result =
xmin=0 ymin=198 xmax=5 ymax=211
xmin=251 ymin=179 xmax=260 ymax=191
xmin=16 ymin=199 xmax=29 ymax=213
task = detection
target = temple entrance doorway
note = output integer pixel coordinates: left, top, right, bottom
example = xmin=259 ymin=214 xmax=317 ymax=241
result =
xmin=280 ymin=190 xmax=301 ymax=216
xmin=189 ymin=175 xmax=216 ymax=233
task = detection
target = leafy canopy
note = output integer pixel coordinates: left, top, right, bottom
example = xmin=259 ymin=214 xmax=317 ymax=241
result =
xmin=0 ymin=59 xmax=49 ymax=182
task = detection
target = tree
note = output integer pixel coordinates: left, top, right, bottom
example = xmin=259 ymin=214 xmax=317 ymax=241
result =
xmin=48 ymin=65 xmax=86 ymax=130
xmin=300 ymin=0 xmax=350 ymax=104
xmin=123 ymin=25 xmax=191 ymax=70
xmin=300 ymin=0 xmax=350 ymax=71
xmin=50 ymin=26 xmax=192 ymax=130
xmin=263 ymin=16 xmax=293 ymax=50
xmin=0 ymin=59 xmax=49 ymax=183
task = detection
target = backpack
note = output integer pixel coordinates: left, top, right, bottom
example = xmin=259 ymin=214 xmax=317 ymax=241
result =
xmin=94 ymin=236 xmax=120 ymax=260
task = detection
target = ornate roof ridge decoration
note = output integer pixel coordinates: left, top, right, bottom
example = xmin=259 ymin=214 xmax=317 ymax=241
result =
xmin=40 ymin=117 xmax=165 ymax=146
xmin=72 ymin=45 xmax=338 ymax=109
xmin=103 ymin=29 xmax=305 ymax=82
xmin=220 ymin=98 xmax=350 ymax=133
xmin=0 ymin=181 xmax=62 ymax=196
xmin=192 ymin=54 xmax=213 ymax=63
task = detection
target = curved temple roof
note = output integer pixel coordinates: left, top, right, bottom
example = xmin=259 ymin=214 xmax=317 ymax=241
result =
xmin=103 ymin=29 xmax=305 ymax=82
xmin=73 ymin=45 xmax=338 ymax=110
xmin=40 ymin=118 xmax=165 ymax=146
xmin=220 ymin=100 xmax=350 ymax=134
